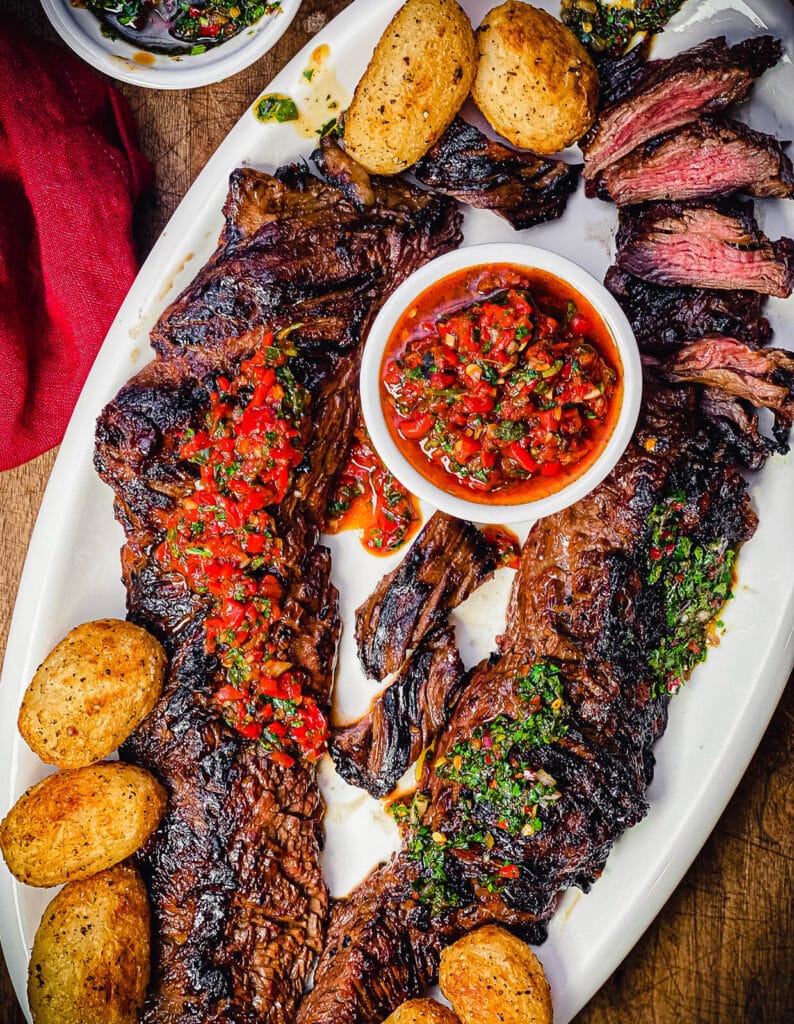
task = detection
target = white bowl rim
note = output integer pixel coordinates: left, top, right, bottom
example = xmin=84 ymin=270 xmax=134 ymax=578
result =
xmin=39 ymin=0 xmax=303 ymax=90
xmin=360 ymin=242 xmax=643 ymax=526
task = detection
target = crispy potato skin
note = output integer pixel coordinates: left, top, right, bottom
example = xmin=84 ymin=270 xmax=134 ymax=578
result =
xmin=439 ymin=924 xmax=553 ymax=1024
xmin=381 ymin=998 xmax=460 ymax=1024
xmin=18 ymin=618 xmax=166 ymax=769
xmin=472 ymin=1 xmax=599 ymax=154
xmin=343 ymin=0 xmax=477 ymax=175
xmin=0 ymin=762 xmax=166 ymax=887
xmin=28 ymin=862 xmax=150 ymax=1024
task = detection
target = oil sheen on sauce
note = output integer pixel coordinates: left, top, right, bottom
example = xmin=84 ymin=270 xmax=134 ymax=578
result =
xmin=381 ymin=263 xmax=624 ymax=507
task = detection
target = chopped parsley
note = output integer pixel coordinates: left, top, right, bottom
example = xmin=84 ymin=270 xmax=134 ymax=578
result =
xmin=645 ymin=492 xmax=737 ymax=696
xmin=391 ymin=662 xmax=568 ymax=915
xmin=254 ymin=94 xmax=299 ymax=124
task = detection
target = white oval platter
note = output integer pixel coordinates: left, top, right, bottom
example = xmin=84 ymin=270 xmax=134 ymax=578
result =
xmin=1 ymin=0 xmax=793 ymax=1021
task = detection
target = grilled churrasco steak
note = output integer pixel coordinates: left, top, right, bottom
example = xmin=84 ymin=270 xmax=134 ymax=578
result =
xmin=355 ymin=512 xmax=497 ymax=681
xmin=412 ymin=117 xmax=581 ymax=230
xmin=590 ymin=117 xmax=794 ymax=205
xmin=582 ymin=35 xmax=782 ymax=179
xmin=650 ymin=335 xmax=794 ymax=447
xmin=330 ymin=625 xmax=466 ymax=798
xmin=604 ymin=266 xmax=772 ymax=353
xmin=614 ymin=199 xmax=794 ymax=297
xmin=95 ymin=152 xmax=462 ymax=1024
xmin=297 ymin=386 xmax=760 ymax=1024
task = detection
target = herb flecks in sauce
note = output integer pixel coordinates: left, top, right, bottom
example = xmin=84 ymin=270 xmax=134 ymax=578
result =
xmin=381 ymin=265 xmax=622 ymax=506
xmin=481 ymin=525 xmax=521 ymax=569
xmin=326 ymin=417 xmax=420 ymax=556
xmin=155 ymin=333 xmax=328 ymax=767
xmin=84 ymin=0 xmax=282 ymax=55
xmin=560 ymin=0 xmax=686 ymax=56
xmin=391 ymin=662 xmax=568 ymax=914
xmin=645 ymin=492 xmax=736 ymax=696
xmin=255 ymin=94 xmax=300 ymax=124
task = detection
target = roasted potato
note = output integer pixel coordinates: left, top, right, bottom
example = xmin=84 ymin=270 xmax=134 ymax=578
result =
xmin=381 ymin=998 xmax=460 ymax=1024
xmin=439 ymin=924 xmax=552 ymax=1024
xmin=18 ymin=618 xmax=166 ymax=769
xmin=0 ymin=762 xmax=166 ymax=887
xmin=472 ymin=1 xmax=599 ymax=154
xmin=343 ymin=0 xmax=477 ymax=174
xmin=28 ymin=862 xmax=150 ymax=1024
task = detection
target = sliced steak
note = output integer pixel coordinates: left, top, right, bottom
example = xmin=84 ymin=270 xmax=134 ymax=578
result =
xmin=604 ymin=266 xmax=771 ymax=353
xmin=590 ymin=117 xmax=794 ymax=205
xmin=650 ymin=334 xmax=794 ymax=447
xmin=412 ymin=116 xmax=581 ymax=230
xmin=95 ymin=162 xmax=463 ymax=1024
xmin=582 ymin=35 xmax=782 ymax=179
xmin=355 ymin=512 xmax=497 ymax=681
xmin=330 ymin=625 xmax=466 ymax=798
xmin=614 ymin=200 xmax=794 ymax=297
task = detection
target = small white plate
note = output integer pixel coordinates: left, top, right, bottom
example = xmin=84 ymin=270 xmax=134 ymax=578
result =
xmin=40 ymin=0 xmax=303 ymax=90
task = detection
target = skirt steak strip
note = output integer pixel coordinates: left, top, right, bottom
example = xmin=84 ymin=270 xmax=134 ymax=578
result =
xmin=296 ymin=385 xmax=762 ymax=1024
xmin=95 ymin=152 xmax=462 ymax=1024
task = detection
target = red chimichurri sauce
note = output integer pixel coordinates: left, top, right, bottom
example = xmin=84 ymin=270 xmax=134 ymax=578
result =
xmin=481 ymin=525 xmax=521 ymax=569
xmin=381 ymin=264 xmax=623 ymax=506
xmin=154 ymin=335 xmax=328 ymax=767
xmin=326 ymin=417 xmax=421 ymax=556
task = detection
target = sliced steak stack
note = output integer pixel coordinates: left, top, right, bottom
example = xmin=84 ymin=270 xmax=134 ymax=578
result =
xmin=581 ymin=35 xmax=781 ymax=180
xmin=413 ymin=116 xmax=581 ymax=230
xmin=590 ymin=118 xmax=794 ymax=206
xmin=94 ymin=147 xmax=462 ymax=1024
xmin=331 ymin=513 xmax=496 ymax=798
xmin=296 ymin=385 xmax=762 ymax=1024
xmin=614 ymin=200 xmax=794 ymax=297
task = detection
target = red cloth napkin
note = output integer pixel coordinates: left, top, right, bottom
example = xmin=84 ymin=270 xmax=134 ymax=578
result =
xmin=0 ymin=20 xmax=151 ymax=471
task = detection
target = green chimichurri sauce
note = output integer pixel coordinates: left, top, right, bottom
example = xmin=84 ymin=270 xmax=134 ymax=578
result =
xmin=645 ymin=492 xmax=736 ymax=696
xmin=560 ymin=0 xmax=686 ymax=56
xmin=391 ymin=662 xmax=569 ymax=915
xmin=83 ymin=0 xmax=281 ymax=56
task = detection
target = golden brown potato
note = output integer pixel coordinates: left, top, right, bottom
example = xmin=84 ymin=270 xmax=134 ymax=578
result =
xmin=343 ymin=0 xmax=477 ymax=175
xmin=439 ymin=924 xmax=552 ymax=1024
xmin=28 ymin=862 xmax=150 ymax=1024
xmin=472 ymin=1 xmax=599 ymax=154
xmin=381 ymin=998 xmax=460 ymax=1024
xmin=18 ymin=619 xmax=166 ymax=769
xmin=0 ymin=762 xmax=166 ymax=887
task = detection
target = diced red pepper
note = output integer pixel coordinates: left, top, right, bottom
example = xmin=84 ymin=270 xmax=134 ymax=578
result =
xmin=498 ymin=863 xmax=520 ymax=879
xmin=507 ymin=442 xmax=538 ymax=474
xmin=400 ymin=413 xmax=434 ymax=440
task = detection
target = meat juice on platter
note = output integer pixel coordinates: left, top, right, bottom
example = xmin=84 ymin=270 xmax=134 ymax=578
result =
xmin=380 ymin=264 xmax=623 ymax=505
xmin=81 ymin=0 xmax=281 ymax=54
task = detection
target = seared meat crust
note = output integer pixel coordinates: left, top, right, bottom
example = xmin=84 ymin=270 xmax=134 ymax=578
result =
xmin=355 ymin=513 xmax=496 ymax=682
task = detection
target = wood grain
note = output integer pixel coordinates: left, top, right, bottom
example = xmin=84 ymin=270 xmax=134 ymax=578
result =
xmin=0 ymin=2 xmax=792 ymax=1022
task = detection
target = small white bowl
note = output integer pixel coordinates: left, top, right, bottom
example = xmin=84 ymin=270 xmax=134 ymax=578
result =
xmin=360 ymin=243 xmax=642 ymax=526
xmin=40 ymin=0 xmax=303 ymax=90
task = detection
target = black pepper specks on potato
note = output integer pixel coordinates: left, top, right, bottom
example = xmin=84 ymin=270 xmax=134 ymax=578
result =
xmin=18 ymin=619 xmax=166 ymax=769
xmin=472 ymin=1 xmax=599 ymax=154
xmin=343 ymin=0 xmax=478 ymax=174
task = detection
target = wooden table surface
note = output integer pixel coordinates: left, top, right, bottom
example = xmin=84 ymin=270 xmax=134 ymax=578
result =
xmin=1 ymin=2 xmax=792 ymax=1022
